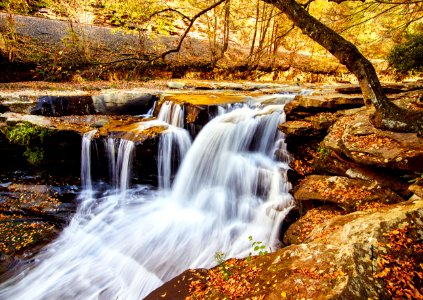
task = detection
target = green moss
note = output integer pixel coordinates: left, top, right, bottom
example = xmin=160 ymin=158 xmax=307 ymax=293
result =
xmin=1 ymin=122 xmax=51 ymax=146
xmin=1 ymin=122 xmax=53 ymax=165
xmin=317 ymin=145 xmax=331 ymax=158
xmin=23 ymin=147 xmax=44 ymax=165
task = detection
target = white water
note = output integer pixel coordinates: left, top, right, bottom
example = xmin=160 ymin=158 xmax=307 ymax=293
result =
xmin=105 ymin=138 xmax=135 ymax=192
xmin=157 ymin=101 xmax=184 ymax=127
xmin=158 ymin=128 xmax=192 ymax=190
xmin=0 ymin=99 xmax=295 ymax=300
xmin=80 ymin=129 xmax=98 ymax=190
xmin=157 ymin=100 xmax=192 ymax=190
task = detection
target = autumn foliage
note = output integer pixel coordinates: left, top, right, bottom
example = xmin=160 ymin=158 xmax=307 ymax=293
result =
xmin=187 ymin=257 xmax=263 ymax=300
xmin=375 ymin=225 xmax=423 ymax=299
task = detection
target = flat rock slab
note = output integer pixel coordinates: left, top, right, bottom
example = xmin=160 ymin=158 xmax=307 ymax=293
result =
xmin=322 ymin=109 xmax=423 ymax=172
xmin=284 ymin=93 xmax=364 ymax=118
xmin=294 ymin=175 xmax=403 ymax=211
xmin=294 ymin=93 xmax=363 ymax=108
xmin=92 ymin=92 xmax=158 ymax=115
xmin=279 ymin=112 xmax=338 ymax=137
xmin=279 ymin=120 xmax=317 ymax=137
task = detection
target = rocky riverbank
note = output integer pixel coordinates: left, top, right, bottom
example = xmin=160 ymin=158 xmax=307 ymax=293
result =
xmin=0 ymin=80 xmax=422 ymax=298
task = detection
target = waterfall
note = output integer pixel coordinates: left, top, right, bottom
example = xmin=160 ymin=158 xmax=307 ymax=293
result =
xmin=105 ymin=138 xmax=135 ymax=192
xmin=158 ymin=128 xmax=192 ymax=190
xmin=157 ymin=100 xmax=191 ymax=190
xmin=80 ymin=129 xmax=97 ymax=190
xmin=0 ymin=101 xmax=294 ymax=300
xmin=157 ymin=101 xmax=184 ymax=127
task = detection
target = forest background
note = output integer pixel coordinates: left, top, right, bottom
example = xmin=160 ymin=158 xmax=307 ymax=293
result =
xmin=0 ymin=0 xmax=422 ymax=82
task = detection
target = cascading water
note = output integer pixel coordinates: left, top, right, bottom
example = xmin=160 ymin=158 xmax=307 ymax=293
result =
xmin=81 ymin=129 xmax=98 ymax=190
xmin=0 ymin=97 xmax=295 ymax=300
xmin=157 ymin=101 xmax=184 ymax=127
xmin=158 ymin=128 xmax=191 ymax=190
xmin=156 ymin=100 xmax=192 ymax=190
xmin=104 ymin=138 xmax=135 ymax=192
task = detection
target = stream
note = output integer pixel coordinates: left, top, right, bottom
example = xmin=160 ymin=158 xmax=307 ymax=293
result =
xmin=0 ymin=94 xmax=295 ymax=299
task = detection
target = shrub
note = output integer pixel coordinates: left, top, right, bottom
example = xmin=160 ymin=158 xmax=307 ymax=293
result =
xmin=387 ymin=34 xmax=423 ymax=73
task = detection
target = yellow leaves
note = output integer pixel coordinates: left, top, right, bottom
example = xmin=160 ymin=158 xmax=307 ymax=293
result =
xmin=375 ymin=225 xmax=423 ymax=299
xmin=187 ymin=258 xmax=263 ymax=299
xmin=281 ymin=291 xmax=287 ymax=298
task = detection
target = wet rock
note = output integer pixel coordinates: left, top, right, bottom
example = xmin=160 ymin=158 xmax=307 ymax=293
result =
xmin=0 ymin=253 xmax=19 ymax=282
xmin=0 ymin=181 xmax=78 ymax=259
xmin=31 ymin=96 xmax=96 ymax=116
xmin=147 ymin=199 xmax=423 ymax=300
xmin=293 ymin=175 xmax=403 ymax=211
xmin=87 ymin=121 xmax=165 ymax=186
xmin=322 ymin=109 xmax=423 ymax=172
xmin=278 ymin=207 xmax=301 ymax=244
xmin=0 ymin=184 xmax=71 ymax=218
xmin=92 ymin=92 xmax=158 ymax=115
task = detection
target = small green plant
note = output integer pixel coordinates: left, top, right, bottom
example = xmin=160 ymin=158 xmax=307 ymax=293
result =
xmin=409 ymin=173 xmax=423 ymax=184
xmin=214 ymin=251 xmax=232 ymax=281
xmin=317 ymin=145 xmax=331 ymax=158
xmin=249 ymin=235 xmax=269 ymax=255
xmin=247 ymin=235 xmax=270 ymax=261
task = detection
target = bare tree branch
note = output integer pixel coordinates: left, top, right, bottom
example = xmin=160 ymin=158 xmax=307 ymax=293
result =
xmin=146 ymin=8 xmax=191 ymax=23
xmin=95 ymin=0 xmax=226 ymax=65
xmin=158 ymin=0 xmax=227 ymax=60
xmin=339 ymin=4 xmax=400 ymax=32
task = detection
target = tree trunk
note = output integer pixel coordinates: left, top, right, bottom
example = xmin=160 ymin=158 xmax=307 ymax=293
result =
xmin=262 ymin=0 xmax=422 ymax=134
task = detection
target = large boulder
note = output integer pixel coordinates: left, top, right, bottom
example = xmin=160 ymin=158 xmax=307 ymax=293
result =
xmin=293 ymin=175 xmax=404 ymax=211
xmin=322 ymin=108 xmax=423 ymax=172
